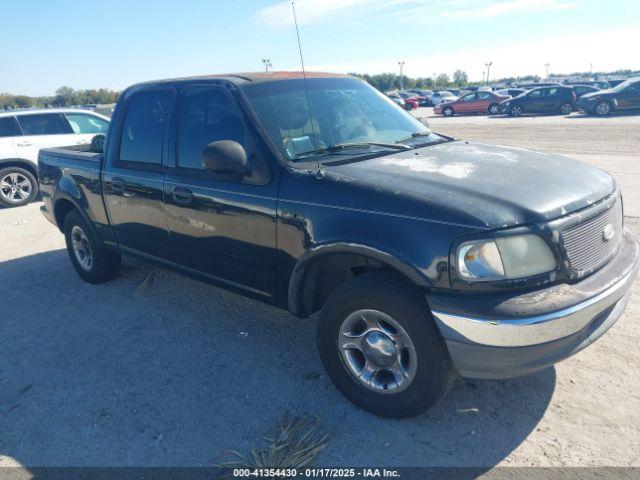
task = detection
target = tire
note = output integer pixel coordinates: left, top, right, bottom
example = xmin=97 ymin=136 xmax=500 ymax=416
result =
xmin=443 ymin=106 xmax=454 ymax=117
xmin=509 ymin=104 xmax=523 ymax=117
xmin=0 ymin=166 xmax=38 ymax=208
xmin=559 ymin=102 xmax=573 ymax=115
xmin=488 ymin=103 xmax=500 ymax=115
xmin=317 ymin=272 xmax=455 ymax=418
xmin=594 ymin=100 xmax=612 ymax=116
xmin=63 ymin=210 xmax=121 ymax=284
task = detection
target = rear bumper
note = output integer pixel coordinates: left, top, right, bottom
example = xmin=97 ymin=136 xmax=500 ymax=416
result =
xmin=427 ymin=229 xmax=639 ymax=379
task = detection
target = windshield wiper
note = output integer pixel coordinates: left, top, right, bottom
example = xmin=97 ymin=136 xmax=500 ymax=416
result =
xmin=294 ymin=141 xmax=410 ymax=159
xmin=394 ymin=131 xmax=434 ymax=144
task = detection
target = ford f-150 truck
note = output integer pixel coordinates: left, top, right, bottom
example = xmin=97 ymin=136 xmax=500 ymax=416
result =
xmin=38 ymin=72 xmax=639 ymax=418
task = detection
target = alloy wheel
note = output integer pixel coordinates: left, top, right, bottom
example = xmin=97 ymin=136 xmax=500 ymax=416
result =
xmin=338 ymin=309 xmax=418 ymax=394
xmin=0 ymin=172 xmax=32 ymax=204
xmin=71 ymin=225 xmax=93 ymax=271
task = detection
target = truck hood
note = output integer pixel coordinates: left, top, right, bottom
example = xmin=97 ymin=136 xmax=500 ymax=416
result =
xmin=322 ymin=141 xmax=615 ymax=230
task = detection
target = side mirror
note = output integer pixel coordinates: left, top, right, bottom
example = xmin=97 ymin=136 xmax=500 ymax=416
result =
xmin=202 ymin=140 xmax=248 ymax=175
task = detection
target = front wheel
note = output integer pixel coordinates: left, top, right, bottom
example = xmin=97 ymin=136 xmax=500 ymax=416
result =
xmin=509 ymin=104 xmax=523 ymax=117
xmin=443 ymin=106 xmax=454 ymax=117
xmin=317 ymin=272 xmax=455 ymax=418
xmin=488 ymin=103 xmax=500 ymax=115
xmin=64 ymin=210 xmax=121 ymax=284
xmin=594 ymin=100 xmax=612 ymax=116
xmin=0 ymin=167 xmax=38 ymax=208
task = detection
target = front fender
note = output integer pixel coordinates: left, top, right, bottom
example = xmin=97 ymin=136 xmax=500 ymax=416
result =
xmin=287 ymin=242 xmax=431 ymax=316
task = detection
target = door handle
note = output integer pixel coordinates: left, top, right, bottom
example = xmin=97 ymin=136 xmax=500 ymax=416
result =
xmin=172 ymin=186 xmax=193 ymax=205
xmin=16 ymin=141 xmax=32 ymax=147
xmin=111 ymin=177 xmax=125 ymax=192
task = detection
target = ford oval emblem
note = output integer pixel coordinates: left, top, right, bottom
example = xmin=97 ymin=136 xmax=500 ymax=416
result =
xmin=602 ymin=223 xmax=615 ymax=241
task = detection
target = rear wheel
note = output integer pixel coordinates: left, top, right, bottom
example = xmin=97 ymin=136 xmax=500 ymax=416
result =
xmin=509 ymin=104 xmax=523 ymax=117
xmin=63 ymin=210 xmax=121 ymax=284
xmin=443 ymin=106 xmax=454 ymax=117
xmin=560 ymin=102 xmax=573 ymax=115
xmin=488 ymin=103 xmax=500 ymax=115
xmin=594 ymin=100 xmax=612 ymax=116
xmin=0 ymin=167 xmax=38 ymax=208
xmin=317 ymin=272 xmax=455 ymax=418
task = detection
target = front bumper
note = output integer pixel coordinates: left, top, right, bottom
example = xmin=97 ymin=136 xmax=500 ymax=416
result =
xmin=427 ymin=229 xmax=639 ymax=379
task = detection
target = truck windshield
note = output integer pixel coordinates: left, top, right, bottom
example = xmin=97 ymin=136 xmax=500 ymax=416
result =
xmin=241 ymin=77 xmax=442 ymax=162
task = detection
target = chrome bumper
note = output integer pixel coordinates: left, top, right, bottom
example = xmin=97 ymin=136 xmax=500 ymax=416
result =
xmin=429 ymin=229 xmax=639 ymax=378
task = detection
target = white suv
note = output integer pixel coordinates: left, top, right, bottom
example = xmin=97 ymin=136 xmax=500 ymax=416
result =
xmin=0 ymin=108 xmax=109 ymax=207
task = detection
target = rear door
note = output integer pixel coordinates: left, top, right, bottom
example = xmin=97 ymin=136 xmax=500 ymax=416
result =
xmin=64 ymin=112 xmax=110 ymax=145
xmin=14 ymin=113 xmax=76 ymax=164
xmin=476 ymin=91 xmax=493 ymax=112
xmin=163 ymin=84 xmax=278 ymax=300
xmin=524 ymin=89 xmax=545 ymax=112
xmin=0 ymin=116 xmax=19 ymax=160
xmin=102 ymin=88 xmax=176 ymax=259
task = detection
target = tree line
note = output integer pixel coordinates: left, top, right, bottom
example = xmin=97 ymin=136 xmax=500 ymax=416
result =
xmin=1 ymin=86 xmax=119 ymax=110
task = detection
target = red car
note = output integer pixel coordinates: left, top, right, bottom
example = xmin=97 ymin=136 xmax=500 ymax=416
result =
xmin=434 ymin=90 xmax=508 ymax=116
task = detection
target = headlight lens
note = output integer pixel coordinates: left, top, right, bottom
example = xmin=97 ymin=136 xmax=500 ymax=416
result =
xmin=457 ymin=234 xmax=556 ymax=281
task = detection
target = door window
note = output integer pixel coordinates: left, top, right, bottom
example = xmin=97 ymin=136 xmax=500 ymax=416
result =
xmin=119 ymin=89 xmax=175 ymax=165
xmin=0 ymin=117 xmax=19 ymax=138
xmin=462 ymin=93 xmax=476 ymax=102
xmin=177 ymin=87 xmax=249 ymax=170
xmin=477 ymin=92 xmax=491 ymax=100
xmin=65 ymin=113 xmax=109 ymax=134
xmin=527 ymin=90 xmax=542 ymax=98
xmin=16 ymin=113 xmax=72 ymax=136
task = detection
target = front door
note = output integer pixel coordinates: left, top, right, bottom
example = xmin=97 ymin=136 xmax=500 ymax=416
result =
xmin=102 ymin=88 xmax=176 ymax=259
xmin=163 ymin=85 xmax=278 ymax=301
xmin=617 ymin=81 xmax=640 ymax=110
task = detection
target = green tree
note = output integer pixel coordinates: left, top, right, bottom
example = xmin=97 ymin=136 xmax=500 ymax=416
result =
xmin=453 ymin=69 xmax=468 ymax=86
xmin=435 ymin=73 xmax=450 ymax=88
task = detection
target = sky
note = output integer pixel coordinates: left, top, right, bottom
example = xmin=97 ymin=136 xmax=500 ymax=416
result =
xmin=1 ymin=0 xmax=638 ymax=96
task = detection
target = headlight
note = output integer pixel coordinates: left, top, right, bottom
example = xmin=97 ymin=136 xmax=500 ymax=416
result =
xmin=457 ymin=234 xmax=556 ymax=281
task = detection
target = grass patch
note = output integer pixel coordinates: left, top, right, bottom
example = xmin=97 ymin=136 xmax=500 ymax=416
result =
xmin=216 ymin=415 xmax=329 ymax=473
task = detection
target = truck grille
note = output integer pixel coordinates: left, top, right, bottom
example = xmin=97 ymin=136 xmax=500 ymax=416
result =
xmin=562 ymin=198 xmax=623 ymax=274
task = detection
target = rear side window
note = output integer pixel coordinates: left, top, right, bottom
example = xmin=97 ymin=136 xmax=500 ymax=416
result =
xmin=177 ymin=87 xmax=248 ymax=170
xmin=120 ymin=89 xmax=175 ymax=164
xmin=65 ymin=113 xmax=109 ymax=134
xmin=0 ymin=117 xmax=18 ymax=138
xmin=16 ymin=113 xmax=72 ymax=135
xmin=477 ymin=92 xmax=491 ymax=100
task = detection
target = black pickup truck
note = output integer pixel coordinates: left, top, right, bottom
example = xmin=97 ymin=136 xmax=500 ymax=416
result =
xmin=38 ymin=72 xmax=639 ymax=418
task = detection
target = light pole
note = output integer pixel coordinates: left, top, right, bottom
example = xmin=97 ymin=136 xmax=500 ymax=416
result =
xmin=432 ymin=72 xmax=437 ymax=89
xmin=484 ymin=61 xmax=492 ymax=85
xmin=398 ymin=61 xmax=405 ymax=90
xmin=544 ymin=63 xmax=550 ymax=80
xmin=262 ymin=58 xmax=272 ymax=72
xmin=482 ymin=71 xmax=486 ymax=84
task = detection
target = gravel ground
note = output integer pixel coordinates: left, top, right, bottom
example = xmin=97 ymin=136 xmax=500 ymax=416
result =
xmin=0 ymin=111 xmax=639 ymax=473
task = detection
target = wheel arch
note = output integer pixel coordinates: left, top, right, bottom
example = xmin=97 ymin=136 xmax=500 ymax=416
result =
xmin=287 ymin=243 xmax=430 ymax=317
xmin=52 ymin=193 xmax=95 ymax=236
xmin=0 ymin=158 xmax=38 ymax=179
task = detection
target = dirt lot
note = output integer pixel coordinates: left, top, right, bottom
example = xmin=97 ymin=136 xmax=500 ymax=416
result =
xmin=0 ymin=111 xmax=639 ymax=472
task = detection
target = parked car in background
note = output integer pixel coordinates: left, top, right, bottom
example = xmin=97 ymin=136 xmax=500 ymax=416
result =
xmin=38 ymin=71 xmax=639 ymax=418
xmin=396 ymin=91 xmax=420 ymax=109
xmin=408 ymin=89 xmax=433 ymax=106
xmin=563 ymin=80 xmax=610 ymax=90
xmin=571 ymin=85 xmax=600 ymax=99
xmin=429 ymin=90 xmax=457 ymax=106
xmin=385 ymin=91 xmax=407 ymax=109
xmin=606 ymin=78 xmax=628 ymax=88
xmin=496 ymin=88 xmax=527 ymax=98
xmin=0 ymin=108 xmax=110 ymax=207
xmin=515 ymin=82 xmax=560 ymax=89
xmin=434 ymin=90 xmax=507 ymax=116
xmin=499 ymin=86 xmax=576 ymax=117
xmin=446 ymin=88 xmax=461 ymax=96
xmin=577 ymin=77 xmax=640 ymax=116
